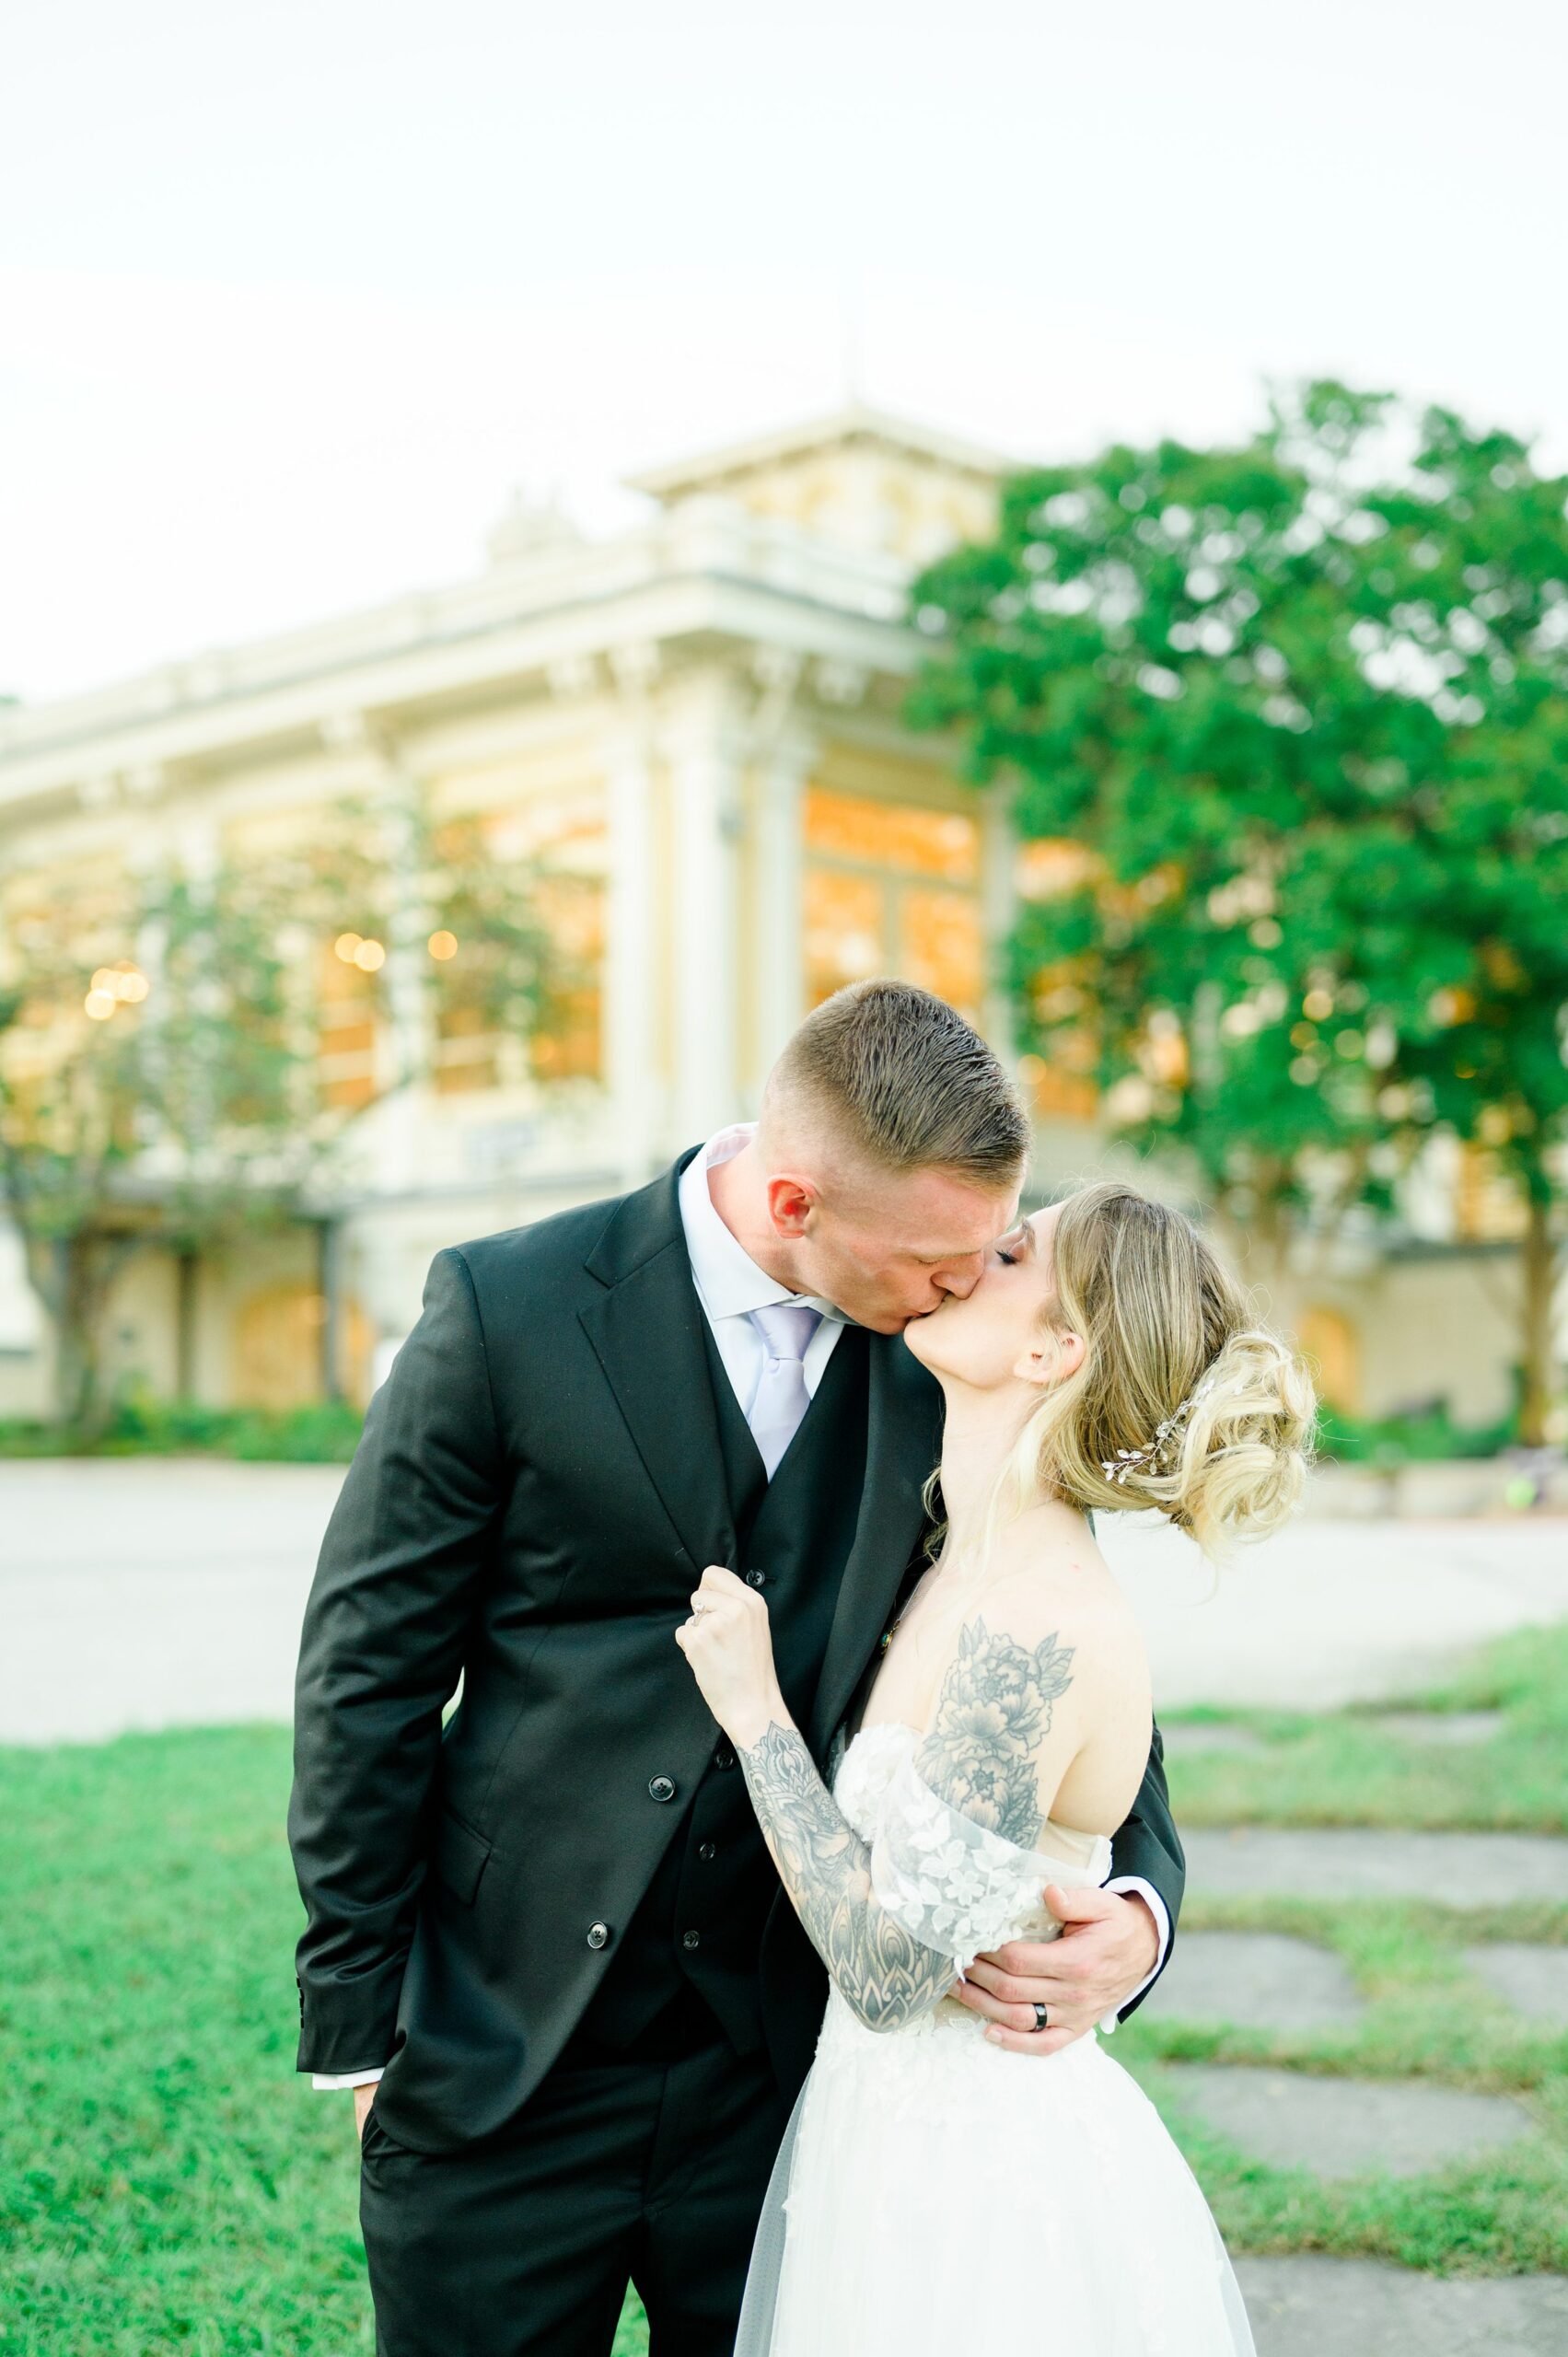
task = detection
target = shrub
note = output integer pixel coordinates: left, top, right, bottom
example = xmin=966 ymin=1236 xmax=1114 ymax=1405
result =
xmin=0 ymin=1391 xmax=365 ymax=1461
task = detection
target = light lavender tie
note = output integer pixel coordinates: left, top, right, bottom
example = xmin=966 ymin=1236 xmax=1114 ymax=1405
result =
xmin=748 ymin=1302 xmax=823 ymax=1480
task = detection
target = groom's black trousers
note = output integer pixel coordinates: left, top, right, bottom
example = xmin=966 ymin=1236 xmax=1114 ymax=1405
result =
xmin=357 ymin=2027 xmax=789 ymax=2357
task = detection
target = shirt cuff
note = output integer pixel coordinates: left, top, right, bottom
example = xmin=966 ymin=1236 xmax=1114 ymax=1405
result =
xmin=310 ymin=2066 xmax=386 ymax=2089
xmin=1096 ymin=1877 xmax=1171 ymax=2035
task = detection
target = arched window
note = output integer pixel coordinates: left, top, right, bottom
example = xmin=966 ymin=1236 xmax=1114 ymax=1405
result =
xmin=1297 ymin=1305 xmax=1362 ymax=1415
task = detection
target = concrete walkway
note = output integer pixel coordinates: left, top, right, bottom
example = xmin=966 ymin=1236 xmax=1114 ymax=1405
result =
xmin=4 ymin=1458 xmax=1568 ymax=1743
xmin=1098 ymin=1507 xmax=1568 ymax=1711
xmin=0 ymin=1459 xmax=343 ymax=1743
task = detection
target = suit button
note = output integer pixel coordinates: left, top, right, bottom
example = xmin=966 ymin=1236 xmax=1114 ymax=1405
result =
xmin=698 ymin=1842 xmax=717 ymax=1863
xmin=648 ymin=1775 xmax=677 ymax=1803
xmin=745 ymin=1569 xmax=766 ymax=1589
xmin=587 ymin=1922 xmax=610 ymax=1950
xmin=681 ymin=1930 xmax=701 ymax=1952
xmin=714 ymin=1745 xmax=736 ymax=1771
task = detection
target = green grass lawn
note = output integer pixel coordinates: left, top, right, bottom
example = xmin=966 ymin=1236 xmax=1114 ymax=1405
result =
xmin=2 ymin=1627 xmax=1563 ymax=2351
xmin=1119 ymin=1621 xmax=1568 ymax=2277
xmin=0 ymin=1720 xmax=648 ymax=2357
xmin=1163 ymin=1620 xmax=1568 ymax=1831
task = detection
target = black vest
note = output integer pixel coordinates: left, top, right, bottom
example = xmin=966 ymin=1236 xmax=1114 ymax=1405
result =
xmin=565 ymin=1317 xmax=871 ymax=2060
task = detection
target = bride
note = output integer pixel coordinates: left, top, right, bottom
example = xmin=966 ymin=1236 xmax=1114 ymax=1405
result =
xmin=676 ymin=1176 xmax=1315 ymax=2355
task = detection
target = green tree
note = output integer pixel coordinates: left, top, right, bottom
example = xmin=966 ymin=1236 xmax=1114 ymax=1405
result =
xmin=0 ymin=800 xmax=556 ymax=1431
xmin=910 ymin=380 xmax=1568 ymax=1441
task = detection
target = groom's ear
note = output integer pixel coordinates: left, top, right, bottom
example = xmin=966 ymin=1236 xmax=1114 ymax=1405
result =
xmin=766 ymin=1173 xmax=818 ymax=1238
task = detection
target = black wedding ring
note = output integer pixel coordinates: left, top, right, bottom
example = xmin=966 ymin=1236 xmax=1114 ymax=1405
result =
xmin=1032 ymin=2003 xmax=1049 ymax=2033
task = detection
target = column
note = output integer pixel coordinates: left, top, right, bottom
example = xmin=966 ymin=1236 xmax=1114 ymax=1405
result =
xmin=751 ymin=724 xmax=815 ymax=1095
xmin=319 ymin=711 xmax=432 ymax=1106
xmin=371 ymin=757 xmax=434 ymax=1100
xmin=664 ymin=680 xmax=745 ymax=1148
xmin=605 ymin=726 xmax=659 ymax=1188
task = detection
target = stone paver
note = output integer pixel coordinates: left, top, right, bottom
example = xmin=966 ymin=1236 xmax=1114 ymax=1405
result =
xmin=1162 ymin=2063 xmax=1534 ymax=2177
xmin=1148 ymin=1933 xmax=1365 ymax=2031
xmin=1236 ymin=2256 xmax=1568 ymax=2357
xmin=1186 ymin=1826 xmax=1568 ymax=1906
xmin=1366 ymin=1710 xmax=1505 ymax=1747
xmin=1465 ymin=1943 xmax=1568 ymax=2027
xmin=1161 ymin=1721 xmax=1269 ymax=1758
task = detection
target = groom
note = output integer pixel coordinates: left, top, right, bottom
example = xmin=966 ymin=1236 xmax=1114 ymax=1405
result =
xmin=289 ymin=978 xmax=1184 ymax=2357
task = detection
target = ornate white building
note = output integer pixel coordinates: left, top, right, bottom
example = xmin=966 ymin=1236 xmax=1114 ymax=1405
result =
xmin=0 ymin=410 xmax=1536 ymax=1425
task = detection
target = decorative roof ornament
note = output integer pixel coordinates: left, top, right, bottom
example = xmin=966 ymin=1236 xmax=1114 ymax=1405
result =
xmin=1101 ymin=1367 xmax=1221 ymax=1486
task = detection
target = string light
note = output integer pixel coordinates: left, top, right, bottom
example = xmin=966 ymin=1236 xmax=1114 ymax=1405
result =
xmin=333 ymin=933 xmax=363 ymax=963
xmin=427 ymin=930 xmax=458 ymax=960
xmin=353 ymin=937 xmax=386 ymax=971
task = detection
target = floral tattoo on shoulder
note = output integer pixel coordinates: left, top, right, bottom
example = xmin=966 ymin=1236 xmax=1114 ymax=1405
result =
xmin=915 ymin=1616 xmax=1076 ymax=1849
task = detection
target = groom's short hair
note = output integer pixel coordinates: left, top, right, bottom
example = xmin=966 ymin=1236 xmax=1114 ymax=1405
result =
xmin=769 ymin=979 xmax=1028 ymax=1187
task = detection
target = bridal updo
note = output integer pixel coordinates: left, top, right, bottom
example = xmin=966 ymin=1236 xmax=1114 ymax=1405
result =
xmin=1011 ymin=1178 xmax=1317 ymax=1560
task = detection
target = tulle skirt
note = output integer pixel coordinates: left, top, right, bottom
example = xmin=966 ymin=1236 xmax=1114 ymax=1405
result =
xmin=737 ymin=1994 xmax=1255 ymax=2356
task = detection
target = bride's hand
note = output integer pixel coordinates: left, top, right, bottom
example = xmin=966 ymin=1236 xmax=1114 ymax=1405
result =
xmin=675 ymin=1565 xmax=787 ymax=1750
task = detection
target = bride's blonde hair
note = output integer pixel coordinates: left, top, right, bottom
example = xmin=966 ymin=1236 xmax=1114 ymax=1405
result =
xmin=992 ymin=1178 xmax=1317 ymax=1562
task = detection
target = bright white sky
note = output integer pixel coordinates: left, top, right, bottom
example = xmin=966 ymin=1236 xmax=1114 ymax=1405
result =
xmin=3 ymin=0 xmax=1563 ymax=700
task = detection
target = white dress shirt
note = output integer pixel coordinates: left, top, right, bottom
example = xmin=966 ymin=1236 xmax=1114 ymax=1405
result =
xmin=677 ymin=1122 xmax=848 ymax=1417
xmin=313 ymin=1123 xmax=1166 ymax=2084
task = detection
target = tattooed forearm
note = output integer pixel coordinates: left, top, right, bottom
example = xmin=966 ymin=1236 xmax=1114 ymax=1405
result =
xmin=738 ymin=1618 xmax=1077 ymax=2035
xmin=916 ymin=1618 xmax=1075 ymax=1850
xmin=738 ymin=1723 xmax=957 ymax=2034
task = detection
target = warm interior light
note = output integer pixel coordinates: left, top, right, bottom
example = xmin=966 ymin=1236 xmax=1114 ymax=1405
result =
xmin=354 ymin=937 xmax=386 ymax=971
xmin=334 ymin=932 xmax=363 ymax=962
xmin=427 ymin=929 xmax=459 ymax=960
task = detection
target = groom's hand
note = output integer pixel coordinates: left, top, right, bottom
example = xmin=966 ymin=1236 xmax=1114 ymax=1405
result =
xmin=354 ymin=2084 xmax=377 ymax=2142
xmin=950 ymin=1887 xmax=1160 ymax=2057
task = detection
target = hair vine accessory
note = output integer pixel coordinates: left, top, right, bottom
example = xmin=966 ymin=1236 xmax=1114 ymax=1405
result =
xmin=1100 ymin=1366 xmax=1220 ymax=1486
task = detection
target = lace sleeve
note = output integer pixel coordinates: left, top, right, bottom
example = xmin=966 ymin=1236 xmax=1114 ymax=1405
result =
xmin=867 ymin=1747 xmax=1061 ymax=1976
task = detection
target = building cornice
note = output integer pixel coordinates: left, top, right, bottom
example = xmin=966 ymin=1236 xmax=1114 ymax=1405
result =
xmin=0 ymin=507 xmax=925 ymax=821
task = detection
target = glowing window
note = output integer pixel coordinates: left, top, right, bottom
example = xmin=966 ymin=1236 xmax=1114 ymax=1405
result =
xmin=429 ymin=785 xmax=608 ymax=1094
xmin=802 ymin=788 xmax=984 ymax=1026
xmin=804 ymin=789 xmax=979 ymax=881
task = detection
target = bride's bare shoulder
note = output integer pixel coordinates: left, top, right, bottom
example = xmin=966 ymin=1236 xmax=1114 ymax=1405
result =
xmin=976 ymin=1511 xmax=1148 ymax=1704
xmin=908 ymin=1521 xmax=1151 ymax=1837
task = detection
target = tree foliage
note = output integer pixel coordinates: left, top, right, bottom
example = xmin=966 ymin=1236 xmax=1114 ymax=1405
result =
xmin=911 ymin=380 xmax=1568 ymax=1437
xmin=0 ymin=796 xmax=557 ymax=1427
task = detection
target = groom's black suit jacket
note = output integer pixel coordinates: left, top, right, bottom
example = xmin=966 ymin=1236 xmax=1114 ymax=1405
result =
xmin=289 ymin=1151 xmax=1185 ymax=2154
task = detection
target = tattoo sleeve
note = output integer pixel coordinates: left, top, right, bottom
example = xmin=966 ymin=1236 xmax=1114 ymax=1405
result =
xmin=738 ymin=1722 xmax=958 ymax=2034
xmin=737 ymin=1616 xmax=1076 ymax=2037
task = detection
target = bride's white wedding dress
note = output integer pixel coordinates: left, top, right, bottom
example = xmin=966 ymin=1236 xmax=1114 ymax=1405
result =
xmin=736 ymin=1722 xmax=1254 ymax=2356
